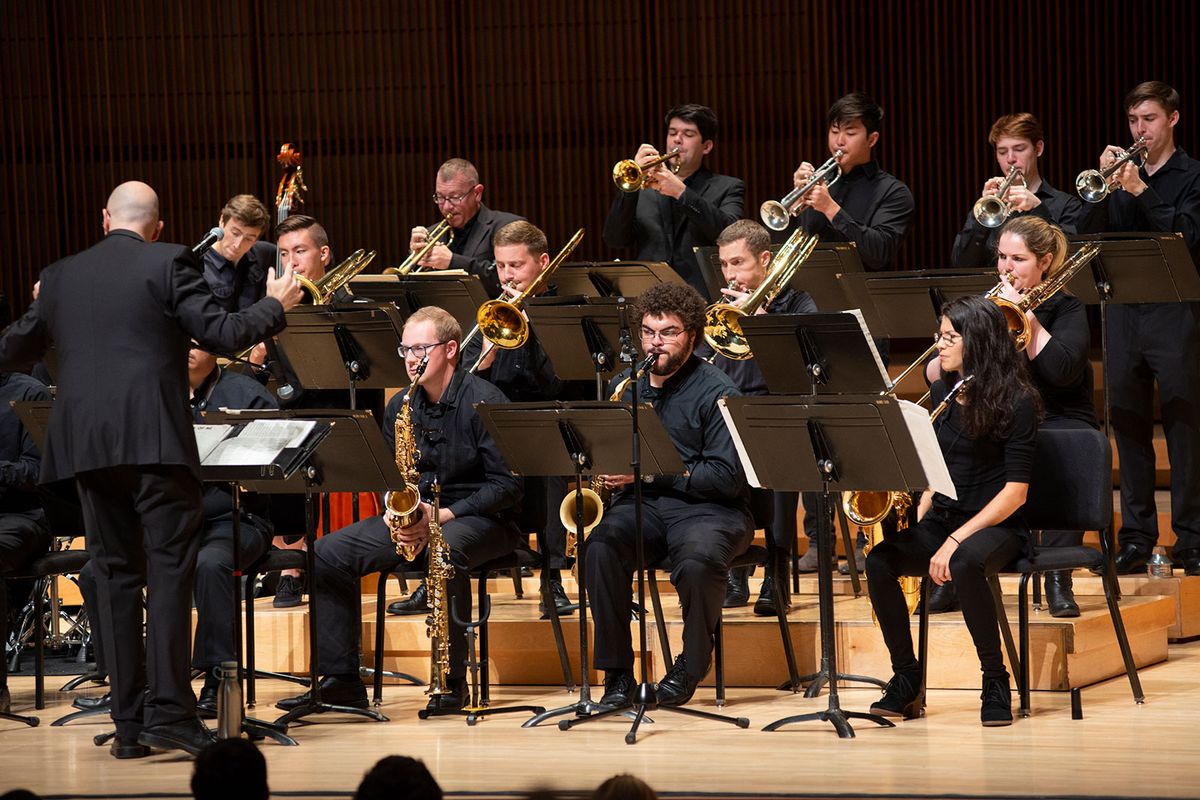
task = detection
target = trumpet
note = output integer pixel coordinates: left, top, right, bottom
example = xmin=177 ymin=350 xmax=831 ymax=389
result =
xmin=612 ymin=148 xmax=681 ymax=192
xmin=383 ymin=215 xmax=455 ymax=276
xmin=973 ymin=166 xmax=1026 ymax=228
xmin=759 ymin=150 xmax=843 ymax=231
xmin=463 ymin=228 xmax=585 ymax=372
xmin=703 ymin=228 xmax=820 ymax=360
xmin=295 ymin=248 xmax=377 ymax=304
xmin=1076 ymin=137 xmax=1148 ymax=203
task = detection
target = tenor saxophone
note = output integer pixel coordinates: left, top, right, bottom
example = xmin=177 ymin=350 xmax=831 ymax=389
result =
xmin=386 ymin=358 xmax=428 ymax=560
xmin=425 ymin=481 xmax=453 ymax=696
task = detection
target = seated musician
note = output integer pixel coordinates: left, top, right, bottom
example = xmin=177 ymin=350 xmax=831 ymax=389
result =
xmin=952 ymin=113 xmax=1101 ymax=268
xmin=602 ymin=104 xmax=744 ymax=299
xmin=78 ymin=343 xmax=277 ymax=716
xmin=693 ymin=219 xmax=814 ymax=614
xmin=867 ymin=295 xmax=1040 ymax=727
xmin=0 ymin=370 xmax=52 ymax=715
xmin=391 ymin=221 xmax=574 ymax=619
xmin=277 ymin=306 xmax=524 ymax=713
xmin=588 ymin=283 xmax=751 ymax=708
xmin=202 ymin=194 xmax=277 ymax=312
xmin=407 ymin=159 xmax=524 ymax=297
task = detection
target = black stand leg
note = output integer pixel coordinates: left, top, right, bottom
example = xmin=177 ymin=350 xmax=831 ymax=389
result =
xmin=364 ymin=572 xmax=423 ymax=708
xmin=764 ymin=489 xmax=894 ymax=738
xmin=274 ymin=479 xmax=389 ymax=727
xmin=59 ymin=672 xmax=106 ymax=692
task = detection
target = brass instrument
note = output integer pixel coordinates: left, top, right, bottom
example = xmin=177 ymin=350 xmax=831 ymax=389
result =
xmin=383 ymin=215 xmax=455 ymax=276
xmin=1076 ymin=137 xmax=1148 ymax=203
xmin=612 ymin=148 xmax=681 ymax=192
xmin=424 ymin=480 xmax=453 ymax=697
xmin=464 ymin=228 xmax=585 ymax=373
xmin=973 ymin=166 xmax=1026 ymax=228
xmin=703 ymin=228 xmax=820 ymax=360
xmin=296 ymin=249 xmax=378 ymax=304
xmin=760 ymin=150 xmax=844 ymax=231
xmin=385 ymin=357 xmax=429 ymax=560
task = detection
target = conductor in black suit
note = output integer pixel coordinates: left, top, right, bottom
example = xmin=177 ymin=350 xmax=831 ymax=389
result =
xmin=603 ymin=103 xmax=745 ymax=299
xmin=406 ymin=158 xmax=524 ymax=297
xmin=0 ymin=181 xmax=303 ymax=758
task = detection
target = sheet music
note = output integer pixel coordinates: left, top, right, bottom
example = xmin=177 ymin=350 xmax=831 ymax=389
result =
xmin=844 ymin=308 xmax=891 ymax=388
xmin=718 ymin=398 xmax=764 ymax=489
xmin=194 ymin=424 xmax=234 ymax=463
xmin=200 ymin=420 xmax=318 ymax=467
xmin=897 ymin=400 xmax=956 ymax=500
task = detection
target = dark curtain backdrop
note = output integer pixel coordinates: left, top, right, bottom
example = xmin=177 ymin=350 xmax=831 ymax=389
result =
xmin=2 ymin=0 xmax=1196 ymax=313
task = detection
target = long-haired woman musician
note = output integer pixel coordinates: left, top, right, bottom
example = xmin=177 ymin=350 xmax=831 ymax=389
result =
xmin=868 ymin=295 xmax=1042 ymax=726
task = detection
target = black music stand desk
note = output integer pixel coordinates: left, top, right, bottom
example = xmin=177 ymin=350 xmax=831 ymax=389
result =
xmin=554 ymin=261 xmax=683 ymax=299
xmin=348 ymin=273 xmax=490 ymax=337
xmin=524 ymin=299 xmax=624 ymax=397
xmin=839 ymin=268 xmax=996 ymax=341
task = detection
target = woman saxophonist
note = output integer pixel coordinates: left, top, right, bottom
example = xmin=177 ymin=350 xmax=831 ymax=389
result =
xmin=868 ymin=295 xmax=1041 ymax=726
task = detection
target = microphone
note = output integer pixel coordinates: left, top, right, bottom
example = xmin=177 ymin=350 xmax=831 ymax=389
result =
xmin=638 ymin=350 xmax=660 ymax=373
xmin=192 ymin=227 xmax=224 ymax=256
xmin=616 ymin=296 xmax=634 ymax=363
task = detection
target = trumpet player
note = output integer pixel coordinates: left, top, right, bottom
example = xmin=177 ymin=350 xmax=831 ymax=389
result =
xmin=407 ymin=158 xmax=524 ymax=297
xmin=783 ymin=93 xmax=913 ymax=273
xmin=603 ymin=104 xmax=744 ymax=299
xmin=1096 ymin=82 xmax=1200 ymax=575
xmin=276 ymin=306 xmax=524 ymax=714
xmin=695 ymin=220 xmax=814 ymax=615
xmin=952 ymin=113 xmax=1098 ymax=268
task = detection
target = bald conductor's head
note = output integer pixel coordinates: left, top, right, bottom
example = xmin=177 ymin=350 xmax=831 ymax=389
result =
xmin=103 ymin=181 xmax=163 ymax=242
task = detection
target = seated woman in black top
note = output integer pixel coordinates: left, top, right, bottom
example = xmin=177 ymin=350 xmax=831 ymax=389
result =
xmin=993 ymin=215 xmax=1096 ymax=616
xmin=869 ymin=295 xmax=1041 ymax=727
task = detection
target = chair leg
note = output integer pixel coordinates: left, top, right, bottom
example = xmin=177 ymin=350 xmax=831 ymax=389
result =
xmin=988 ymin=575 xmax=1022 ymax=695
xmin=478 ymin=573 xmax=491 ymax=707
xmin=769 ymin=554 xmax=801 ymax=691
xmin=1032 ymin=572 xmax=1043 ymax=613
xmin=647 ymin=570 xmax=672 ymax=671
xmin=1100 ymin=567 xmax=1145 ymax=703
xmin=34 ymin=577 xmax=46 ymax=710
xmin=538 ymin=569 xmax=575 ymax=692
xmin=510 ymin=568 xmax=523 ymax=599
xmin=917 ymin=577 xmax=930 ymax=701
xmin=373 ymin=572 xmax=387 ymax=706
xmin=1019 ymin=574 xmax=1032 ymax=717
xmin=714 ymin=616 xmax=725 ymax=708
xmin=245 ymin=569 xmax=258 ymax=707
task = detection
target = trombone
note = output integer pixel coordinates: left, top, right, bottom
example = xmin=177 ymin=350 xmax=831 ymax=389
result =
xmin=759 ymin=150 xmax=843 ymax=231
xmin=973 ymin=166 xmax=1026 ymax=228
xmin=703 ymin=228 xmax=820 ymax=360
xmin=383 ymin=215 xmax=455 ymax=276
xmin=612 ymin=148 xmax=681 ymax=192
xmin=1076 ymin=137 xmax=1148 ymax=203
xmin=295 ymin=248 xmax=377 ymax=304
xmin=463 ymin=228 xmax=586 ymax=372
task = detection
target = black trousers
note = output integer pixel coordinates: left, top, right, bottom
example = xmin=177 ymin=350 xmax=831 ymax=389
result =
xmin=586 ymin=494 xmax=752 ymax=680
xmin=0 ymin=509 xmax=51 ymax=690
xmin=865 ymin=511 xmax=1024 ymax=681
xmin=1109 ymin=302 xmax=1200 ymax=552
xmin=312 ymin=513 xmax=524 ymax=679
xmin=74 ymin=465 xmax=204 ymax=738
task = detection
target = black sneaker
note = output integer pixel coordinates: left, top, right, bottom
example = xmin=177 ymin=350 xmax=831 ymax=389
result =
xmin=870 ymin=669 xmax=924 ymax=719
xmin=273 ymin=574 xmax=305 ymax=608
xmin=981 ymin=674 xmax=1013 ymax=727
xmin=599 ymin=669 xmax=634 ymax=708
xmin=657 ymin=655 xmax=701 ymax=707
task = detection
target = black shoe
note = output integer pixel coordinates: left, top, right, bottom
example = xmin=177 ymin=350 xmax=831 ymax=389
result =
xmin=110 ymin=735 xmax=152 ymax=759
xmin=657 ymin=655 xmax=701 ymax=707
xmin=838 ymin=544 xmax=867 ymax=576
xmin=273 ymin=574 xmax=305 ymax=608
xmin=1175 ymin=547 xmax=1200 ymax=577
xmin=137 ymin=717 xmax=217 ymax=757
xmin=723 ymin=566 xmax=751 ymax=608
xmin=1044 ymin=570 xmax=1080 ymax=618
xmin=753 ymin=574 xmax=791 ymax=617
xmin=922 ymin=581 xmax=960 ymax=615
xmin=539 ymin=579 xmax=575 ymax=618
xmin=73 ymin=691 xmax=112 ymax=711
xmin=1110 ymin=542 xmax=1152 ymax=575
xmin=387 ymin=581 xmax=430 ymax=616
xmin=599 ymin=669 xmax=634 ymax=708
xmin=425 ymin=677 xmax=469 ymax=712
xmin=275 ymin=675 xmax=368 ymax=711
xmin=980 ymin=674 xmax=1013 ymax=727
xmin=870 ymin=669 xmax=924 ymax=719
xmin=196 ymin=684 xmax=218 ymax=719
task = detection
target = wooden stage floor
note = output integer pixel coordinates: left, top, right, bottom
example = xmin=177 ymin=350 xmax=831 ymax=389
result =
xmin=1 ymin=642 xmax=1196 ymax=800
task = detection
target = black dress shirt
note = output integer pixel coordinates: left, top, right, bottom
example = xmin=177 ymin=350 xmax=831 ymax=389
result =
xmin=789 ymin=160 xmax=914 ymax=271
xmin=951 ymin=179 xmax=1105 ymax=268
xmin=0 ymin=372 xmax=50 ymax=513
xmin=202 ymin=240 xmax=278 ymax=312
xmin=1105 ymin=147 xmax=1200 ymax=262
xmin=1029 ymin=293 xmax=1096 ymax=426
xmin=694 ymin=288 xmax=816 ymax=396
xmin=606 ymin=354 xmax=747 ymax=510
xmin=382 ymin=368 xmax=523 ymax=522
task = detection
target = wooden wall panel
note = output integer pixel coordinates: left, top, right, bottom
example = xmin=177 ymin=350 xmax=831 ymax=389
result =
xmin=1 ymin=0 xmax=1197 ymax=318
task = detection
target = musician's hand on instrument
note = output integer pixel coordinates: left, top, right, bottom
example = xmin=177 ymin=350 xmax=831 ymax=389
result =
xmin=599 ymin=474 xmax=635 ymax=489
xmin=929 ymin=538 xmax=957 ymax=586
xmin=475 ymin=340 xmax=499 ymax=372
xmin=1099 ymin=145 xmax=1123 ymax=171
xmin=419 ymin=244 xmax=453 ymax=270
xmin=997 ymin=278 xmax=1023 ymax=305
xmin=248 ymin=341 xmax=269 ymax=368
xmin=792 ymin=162 xmax=815 ymax=189
xmin=1113 ymin=160 xmax=1147 ymax=196
xmin=982 ymin=176 xmax=1005 ymax=197
xmin=409 ymin=226 xmax=429 ymax=253
xmin=1006 ymin=184 xmax=1041 ymax=212
xmin=719 ymin=285 xmax=753 ymax=308
xmin=652 ymin=166 xmax=685 ymax=199
xmin=267 ymin=264 xmax=304 ymax=311
xmin=634 ymin=144 xmax=661 ymax=168
xmin=807 ymin=181 xmax=841 ymax=219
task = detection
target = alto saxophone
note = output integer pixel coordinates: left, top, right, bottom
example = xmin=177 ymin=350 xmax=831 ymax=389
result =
xmin=386 ymin=357 xmax=428 ymax=560
xmin=425 ymin=481 xmax=453 ymax=696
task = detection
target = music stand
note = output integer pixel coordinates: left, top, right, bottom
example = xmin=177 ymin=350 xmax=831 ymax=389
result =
xmin=276 ymin=304 xmax=410 ymax=403
xmin=348 ymin=273 xmax=490 ymax=337
xmin=524 ymin=299 xmax=624 ymax=398
xmin=205 ymin=409 xmax=402 ymax=727
xmin=839 ymin=268 xmax=996 ymax=341
xmin=696 ymin=242 xmax=865 ymax=312
xmin=554 ymin=261 xmax=683 ymax=298
xmin=721 ymin=395 xmax=949 ymax=738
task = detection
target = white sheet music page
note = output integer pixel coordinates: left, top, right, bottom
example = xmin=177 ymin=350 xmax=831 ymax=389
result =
xmin=718 ymin=398 xmax=764 ymax=489
xmin=194 ymin=424 xmax=234 ymax=463
xmin=897 ymin=400 xmax=956 ymax=500
xmin=844 ymin=308 xmax=891 ymax=388
xmin=199 ymin=420 xmax=317 ymax=467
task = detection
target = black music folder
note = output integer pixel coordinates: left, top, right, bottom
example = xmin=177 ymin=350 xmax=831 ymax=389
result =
xmin=348 ymin=272 xmax=491 ymax=335
xmin=1065 ymin=232 xmax=1200 ymax=304
xmin=553 ymin=261 xmax=684 ymax=298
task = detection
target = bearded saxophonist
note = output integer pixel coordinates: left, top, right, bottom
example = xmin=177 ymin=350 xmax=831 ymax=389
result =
xmin=276 ymin=306 xmax=524 ymax=714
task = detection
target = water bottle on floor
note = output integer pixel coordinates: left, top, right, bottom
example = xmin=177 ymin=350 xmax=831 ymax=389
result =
xmin=1147 ymin=547 xmax=1174 ymax=579
xmin=216 ymin=660 xmax=244 ymax=739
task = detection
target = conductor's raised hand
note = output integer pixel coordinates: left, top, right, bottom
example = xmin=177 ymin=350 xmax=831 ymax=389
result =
xmin=267 ymin=264 xmax=304 ymax=311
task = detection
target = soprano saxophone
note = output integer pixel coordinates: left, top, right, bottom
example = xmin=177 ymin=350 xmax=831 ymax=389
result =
xmin=425 ymin=480 xmax=453 ymax=696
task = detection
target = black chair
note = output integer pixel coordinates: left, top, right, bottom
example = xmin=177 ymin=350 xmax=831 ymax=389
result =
xmin=1009 ymin=426 xmax=1144 ymax=716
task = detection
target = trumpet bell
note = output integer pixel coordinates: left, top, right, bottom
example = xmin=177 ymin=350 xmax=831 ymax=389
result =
xmin=476 ymin=300 xmax=527 ymax=350
xmin=559 ymin=487 xmax=605 ymax=537
xmin=703 ymin=304 xmax=751 ymax=360
xmin=1075 ymin=169 xmax=1110 ymax=203
xmin=973 ymin=195 xmax=1010 ymax=229
xmin=759 ymin=200 xmax=792 ymax=232
xmin=612 ymin=159 xmax=644 ymax=192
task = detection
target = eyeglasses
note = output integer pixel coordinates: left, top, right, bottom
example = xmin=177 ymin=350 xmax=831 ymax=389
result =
xmin=933 ymin=332 xmax=962 ymax=346
xmin=431 ymin=186 xmax=478 ymax=206
xmin=398 ymin=342 xmax=449 ymax=359
xmin=640 ymin=327 xmax=686 ymax=343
